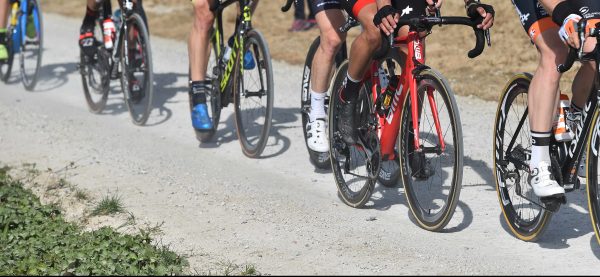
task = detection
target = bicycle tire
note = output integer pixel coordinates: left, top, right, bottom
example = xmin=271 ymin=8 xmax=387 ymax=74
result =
xmin=80 ymin=20 xmax=109 ymax=114
xmin=233 ymin=29 xmax=273 ymax=158
xmin=328 ymin=60 xmax=377 ymax=208
xmin=193 ymin=28 xmax=222 ymax=143
xmin=20 ymin=0 xmax=43 ymax=91
xmin=120 ymin=13 xmax=153 ymax=126
xmin=398 ymin=67 xmax=463 ymax=231
xmin=586 ymin=108 xmax=600 ymax=245
xmin=493 ymin=73 xmax=553 ymax=241
xmin=0 ymin=17 xmax=15 ymax=82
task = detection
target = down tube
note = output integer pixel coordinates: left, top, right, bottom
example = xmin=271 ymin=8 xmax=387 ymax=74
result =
xmin=379 ymin=72 xmax=410 ymax=160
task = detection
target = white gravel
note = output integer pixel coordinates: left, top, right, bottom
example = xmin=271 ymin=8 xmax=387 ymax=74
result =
xmin=1 ymin=13 xmax=599 ymax=274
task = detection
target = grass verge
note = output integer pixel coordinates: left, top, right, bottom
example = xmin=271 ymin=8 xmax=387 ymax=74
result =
xmin=0 ymin=169 xmax=188 ymax=275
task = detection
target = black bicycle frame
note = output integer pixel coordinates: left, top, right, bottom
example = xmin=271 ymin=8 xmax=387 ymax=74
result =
xmin=211 ymin=0 xmax=254 ymax=93
xmin=558 ymin=51 xmax=600 ymax=191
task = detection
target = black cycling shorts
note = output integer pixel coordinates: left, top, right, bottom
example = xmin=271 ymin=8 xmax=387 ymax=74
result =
xmin=512 ymin=0 xmax=600 ymax=42
xmin=311 ymin=0 xmax=342 ymax=13
xmin=341 ymin=0 xmax=427 ymax=19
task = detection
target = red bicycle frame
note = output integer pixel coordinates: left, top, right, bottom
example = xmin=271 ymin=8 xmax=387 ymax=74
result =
xmin=362 ymin=30 xmax=446 ymax=161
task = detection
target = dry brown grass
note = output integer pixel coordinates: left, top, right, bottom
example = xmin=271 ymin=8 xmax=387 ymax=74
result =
xmin=42 ymin=0 xmax=578 ymax=101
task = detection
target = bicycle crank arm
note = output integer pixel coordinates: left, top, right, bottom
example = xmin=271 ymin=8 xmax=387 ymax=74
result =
xmin=420 ymin=145 xmax=442 ymax=155
xmin=244 ymin=89 xmax=265 ymax=98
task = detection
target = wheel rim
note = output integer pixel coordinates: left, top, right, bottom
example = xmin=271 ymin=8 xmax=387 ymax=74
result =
xmin=122 ymin=14 xmax=153 ymax=125
xmin=235 ymin=33 xmax=272 ymax=156
xmin=329 ymin=77 xmax=376 ymax=207
xmin=494 ymin=76 xmax=549 ymax=239
xmin=20 ymin=3 xmax=42 ymax=90
xmin=400 ymin=74 xmax=460 ymax=226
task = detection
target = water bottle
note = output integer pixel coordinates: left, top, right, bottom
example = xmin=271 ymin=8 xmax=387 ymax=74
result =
xmin=382 ymin=75 xmax=399 ymax=110
xmin=223 ymin=36 xmax=234 ymax=62
xmin=102 ymin=18 xmax=116 ymax=49
xmin=554 ymin=93 xmax=575 ymax=142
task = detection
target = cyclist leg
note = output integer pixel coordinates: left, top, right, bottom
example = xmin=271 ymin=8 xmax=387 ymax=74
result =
xmin=0 ymin=0 xmax=8 ymax=61
xmin=189 ymin=0 xmax=216 ymax=130
xmin=336 ymin=0 xmax=379 ymax=144
xmin=79 ymin=0 xmax=104 ymax=56
xmin=514 ymin=0 xmax=565 ymax=197
xmin=307 ymin=4 xmax=346 ymax=152
xmin=568 ymin=0 xmax=600 ymax=177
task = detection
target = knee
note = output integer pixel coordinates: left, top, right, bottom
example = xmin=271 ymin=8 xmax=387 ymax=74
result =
xmin=363 ymin=25 xmax=382 ymax=49
xmin=320 ymin=31 xmax=345 ymax=57
xmin=536 ymin=45 xmax=567 ymax=77
xmin=192 ymin=1 xmax=214 ymax=30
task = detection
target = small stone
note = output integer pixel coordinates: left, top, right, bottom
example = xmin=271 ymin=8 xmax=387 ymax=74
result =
xmin=366 ymin=216 xmax=377 ymax=221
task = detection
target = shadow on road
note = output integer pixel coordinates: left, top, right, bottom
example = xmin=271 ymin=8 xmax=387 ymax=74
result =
xmin=463 ymin=156 xmax=496 ymax=191
xmin=198 ymin=107 xmax=297 ymax=159
xmin=33 ymin=62 xmax=79 ymax=93
xmin=84 ymin=71 xmax=187 ymax=126
xmin=145 ymin=72 xmax=188 ymax=126
xmin=497 ymin=189 xmax=596 ymax=252
xmin=590 ymin=236 xmax=600 ymax=260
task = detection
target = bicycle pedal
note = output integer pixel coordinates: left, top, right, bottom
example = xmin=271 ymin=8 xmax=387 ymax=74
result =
xmin=541 ymin=195 xmax=566 ymax=212
xmin=563 ymin=182 xmax=576 ymax=192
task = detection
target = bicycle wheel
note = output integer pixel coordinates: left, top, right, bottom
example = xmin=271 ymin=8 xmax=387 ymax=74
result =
xmin=120 ymin=13 xmax=153 ymax=126
xmin=329 ymin=60 xmax=379 ymax=208
xmin=493 ymin=73 xmax=553 ymax=241
xmin=19 ymin=0 xmax=43 ymax=91
xmin=79 ymin=21 xmax=109 ymax=114
xmin=233 ymin=29 xmax=273 ymax=158
xmin=0 ymin=16 xmax=15 ymax=82
xmin=586 ymin=108 xmax=600 ymax=245
xmin=398 ymin=68 xmax=462 ymax=231
xmin=192 ymin=28 xmax=222 ymax=143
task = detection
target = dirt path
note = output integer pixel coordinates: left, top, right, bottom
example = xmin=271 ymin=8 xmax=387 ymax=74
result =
xmin=1 ymin=14 xmax=599 ymax=274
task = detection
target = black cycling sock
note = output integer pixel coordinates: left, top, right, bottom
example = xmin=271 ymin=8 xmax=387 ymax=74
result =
xmin=341 ymin=75 xmax=361 ymax=102
xmin=571 ymin=103 xmax=583 ymax=113
xmin=190 ymin=80 xmax=211 ymax=103
xmin=0 ymin=31 xmax=6 ymax=46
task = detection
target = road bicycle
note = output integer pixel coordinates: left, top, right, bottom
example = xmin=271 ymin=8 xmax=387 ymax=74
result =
xmin=196 ymin=0 xmax=273 ymax=158
xmin=0 ymin=0 xmax=43 ymax=91
xmin=329 ymin=15 xmax=488 ymax=231
xmin=78 ymin=0 xmax=153 ymax=126
xmin=493 ymin=20 xmax=600 ymax=243
xmin=281 ymin=0 xmax=351 ymax=169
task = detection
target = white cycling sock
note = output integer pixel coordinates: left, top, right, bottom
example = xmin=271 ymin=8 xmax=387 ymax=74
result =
xmin=310 ymin=89 xmax=327 ymax=121
xmin=530 ymin=131 xmax=551 ymax=170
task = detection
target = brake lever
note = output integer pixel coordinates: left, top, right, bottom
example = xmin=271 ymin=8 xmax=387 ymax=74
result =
xmin=578 ymin=20 xmax=586 ymax=59
xmin=485 ymin=29 xmax=491 ymax=47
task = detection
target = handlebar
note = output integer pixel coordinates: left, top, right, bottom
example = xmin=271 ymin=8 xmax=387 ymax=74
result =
xmin=395 ymin=16 xmax=487 ymax=59
xmin=281 ymin=0 xmax=295 ymax=12
xmin=558 ymin=19 xmax=600 ymax=73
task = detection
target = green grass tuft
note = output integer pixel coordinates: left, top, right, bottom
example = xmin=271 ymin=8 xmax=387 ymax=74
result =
xmin=92 ymin=194 xmax=125 ymax=216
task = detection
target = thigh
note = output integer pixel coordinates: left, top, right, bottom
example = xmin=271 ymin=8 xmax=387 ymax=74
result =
xmin=312 ymin=0 xmax=343 ymax=14
xmin=512 ymin=0 xmax=557 ymax=42
xmin=340 ymin=0 xmax=375 ymax=19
